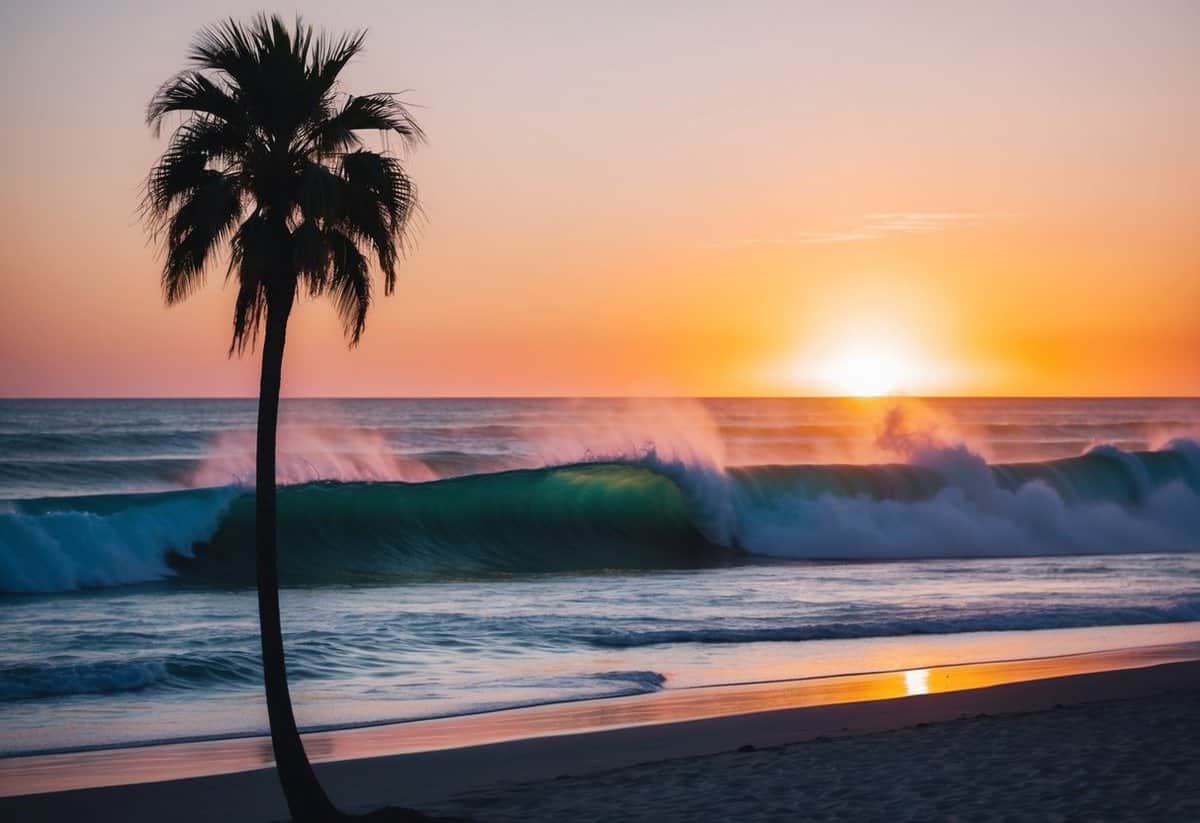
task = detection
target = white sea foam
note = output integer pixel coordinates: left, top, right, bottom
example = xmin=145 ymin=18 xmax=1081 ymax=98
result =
xmin=0 ymin=488 xmax=238 ymax=593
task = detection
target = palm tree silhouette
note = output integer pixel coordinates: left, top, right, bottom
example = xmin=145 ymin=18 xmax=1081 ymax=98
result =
xmin=144 ymin=15 xmax=424 ymax=821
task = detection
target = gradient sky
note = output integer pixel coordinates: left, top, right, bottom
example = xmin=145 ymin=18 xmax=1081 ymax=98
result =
xmin=1 ymin=0 xmax=1197 ymax=397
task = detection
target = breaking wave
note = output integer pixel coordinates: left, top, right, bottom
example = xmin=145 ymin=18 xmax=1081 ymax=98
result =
xmin=1 ymin=440 xmax=1198 ymax=594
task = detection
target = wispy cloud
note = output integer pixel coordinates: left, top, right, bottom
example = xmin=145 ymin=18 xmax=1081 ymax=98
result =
xmin=795 ymin=212 xmax=988 ymax=243
xmin=716 ymin=211 xmax=1017 ymax=249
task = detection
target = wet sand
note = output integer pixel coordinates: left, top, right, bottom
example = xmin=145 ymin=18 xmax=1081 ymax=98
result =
xmin=1 ymin=648 xmax=1198 ymax=821
xmin=435 ymin=686 xmax=1200 ymax=822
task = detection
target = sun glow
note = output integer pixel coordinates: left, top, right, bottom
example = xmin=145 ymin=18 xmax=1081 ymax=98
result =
xmin=807 ymin=335 xmax=935 ymax=397
xmin=824 ymin=347 xmax=909 ymax=397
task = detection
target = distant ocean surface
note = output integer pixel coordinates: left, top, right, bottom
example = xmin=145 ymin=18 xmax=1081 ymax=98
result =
xmin=1 ymin=397 xmax=1198 ymax=755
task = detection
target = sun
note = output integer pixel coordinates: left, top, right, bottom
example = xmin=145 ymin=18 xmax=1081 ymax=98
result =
xmin=800 ymin=334 xmax=933 ymax=397
xmin=782 ymin=292 xmax=952 ymax=397
xmin=826 ymin=346 xmax=908 ymax=397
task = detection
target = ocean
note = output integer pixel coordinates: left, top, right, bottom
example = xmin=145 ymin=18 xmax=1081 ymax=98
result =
xmin=1 ymin=397 xmax=1198 ymax=756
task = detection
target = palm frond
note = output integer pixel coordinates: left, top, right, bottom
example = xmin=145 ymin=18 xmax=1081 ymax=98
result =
xmin=309 ymin=29 xmax=366 ymax=96
xmin=146 ymin=13 xmax=422 ymax=351
xmin=147 ymin=72 xmax=241 ymax=133
xmin=341 ymin=150 xmax=418 ymax=291
xmin=162 ymin=172 xmax=242 ymax=303
xmin=229 ymin=271 xmax=267 ymax=356
xmin=146 ymin=118 xmax=246 ymax=216
xmin=188 ymin=16 xmax=262 ymax=87
xmin=342 ymin=150 xmax=416 ymax=224
xmin=297 ymin=161 xmax=347 ymax=223
xmin=292 ymin=219 xmax=331 ymax=295
xmin=305 ymin=94 xmax=424 ymax=155
xmin=227 ymin=213 xmax=271 ymax=353
xmin=325 ymin=229 xmax=371 ymax=344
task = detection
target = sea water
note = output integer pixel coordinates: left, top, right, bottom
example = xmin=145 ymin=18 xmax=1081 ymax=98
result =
xmin=1 ymin=397 xmax=1197 ymax=755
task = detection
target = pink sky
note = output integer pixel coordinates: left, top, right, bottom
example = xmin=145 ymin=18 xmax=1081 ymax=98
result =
xmin=1 ymin=1 xmax=1198 ymax=396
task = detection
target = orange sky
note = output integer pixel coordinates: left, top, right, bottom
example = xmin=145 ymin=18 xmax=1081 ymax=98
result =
xmin=1 ymin=1 xmax=1198 ymax=397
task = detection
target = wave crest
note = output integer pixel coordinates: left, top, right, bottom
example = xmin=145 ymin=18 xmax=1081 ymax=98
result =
xmin=2 ymin=440 xmax=1197 ymax=594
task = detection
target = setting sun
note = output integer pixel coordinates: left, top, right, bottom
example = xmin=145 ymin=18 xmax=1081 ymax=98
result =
xmin=793 ymin=327 xmax=940 ymax=397
xmin=821 ymin=345 xmax=910 ymax=397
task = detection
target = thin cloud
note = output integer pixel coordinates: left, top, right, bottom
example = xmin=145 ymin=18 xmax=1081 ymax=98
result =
xmin=795 ymin=212 xmax=996 ymax=244
xmin=717 ymin=211 xmax=1018 ymax=249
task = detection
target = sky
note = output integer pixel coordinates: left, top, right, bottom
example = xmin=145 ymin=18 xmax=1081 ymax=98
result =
xmin=1 ymin=0 xmax=1197 ymax=397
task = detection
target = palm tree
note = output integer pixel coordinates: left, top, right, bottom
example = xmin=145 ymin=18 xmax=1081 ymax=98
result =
xmin=144 ymin=15 xmax=422 ymax=822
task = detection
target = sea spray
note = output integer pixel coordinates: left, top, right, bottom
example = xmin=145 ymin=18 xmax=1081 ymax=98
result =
xmin=188 ymin=426 xmax=441 ymax=487
xmin=731 ymin=438 xmax=1200 ymax=559
xmin=0 ymin=487 xmax=239 ymax=593
xmin=2 ymin=442 xmax=1198 ymax=593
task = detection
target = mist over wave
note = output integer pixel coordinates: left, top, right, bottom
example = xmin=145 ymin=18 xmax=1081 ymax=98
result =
xmin=2 ymin=435 xmax=1197 ymax=594
xmin=734 ymin=409 xmax=1200 ymax=560
xmin=5 ymin=396 xmax=1196 ymax=497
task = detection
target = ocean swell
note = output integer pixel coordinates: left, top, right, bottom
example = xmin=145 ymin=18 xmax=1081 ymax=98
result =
xmin=583 ymin=596 xmax=1200 ymax=648
xmin=0 ymin=649 xmax=267 ymax=700
xmin=1 ymin=440 xmax=1198 ymax=594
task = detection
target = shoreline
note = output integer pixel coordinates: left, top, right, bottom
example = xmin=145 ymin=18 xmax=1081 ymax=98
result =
xmin=2 ymin=641 xmax=1197 ymax=820
xmin=7 ymin=624 xmax=1193 ymax=762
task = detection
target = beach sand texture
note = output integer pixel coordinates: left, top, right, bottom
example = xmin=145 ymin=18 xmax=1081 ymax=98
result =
xmin=433 ymin=691 xmax=1200 ymax=822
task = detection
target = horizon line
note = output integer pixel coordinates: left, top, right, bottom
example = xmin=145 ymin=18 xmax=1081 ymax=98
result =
xmin=1 ymin=394 xmax=1197 ymax=402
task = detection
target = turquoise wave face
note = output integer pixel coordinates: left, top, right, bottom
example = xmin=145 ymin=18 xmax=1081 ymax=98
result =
xmin=173 ymin=464 xmax=725 ymax=585
xmin=2 ymin=441 xmax=1199 ymax=594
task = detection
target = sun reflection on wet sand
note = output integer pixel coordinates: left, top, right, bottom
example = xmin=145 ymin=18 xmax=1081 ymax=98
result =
xmin=904 ymin=669 xmax=930 ymax=695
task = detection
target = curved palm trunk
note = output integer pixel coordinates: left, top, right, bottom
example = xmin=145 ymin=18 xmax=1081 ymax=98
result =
xmin=256 ymin=291 xmax=339 ymax=822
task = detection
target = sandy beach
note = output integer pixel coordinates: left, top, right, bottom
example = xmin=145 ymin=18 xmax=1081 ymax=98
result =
xmin=433 ymin=686 xmax=1200 ymax=822
xmin=3 ymin=652 xmax=1197 ymax=822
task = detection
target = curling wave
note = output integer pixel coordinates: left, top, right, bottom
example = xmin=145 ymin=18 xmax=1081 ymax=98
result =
xmin=1 ymin=440 xmax=1198 ymax=594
